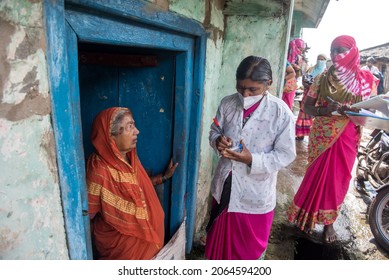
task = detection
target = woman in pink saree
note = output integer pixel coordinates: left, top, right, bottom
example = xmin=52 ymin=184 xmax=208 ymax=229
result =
xmin=287 ymin=35 xmax=375 ymax=243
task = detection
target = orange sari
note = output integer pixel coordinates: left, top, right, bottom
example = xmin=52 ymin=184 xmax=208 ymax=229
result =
xmin=87 ymin=107 xmax=164 ymax=259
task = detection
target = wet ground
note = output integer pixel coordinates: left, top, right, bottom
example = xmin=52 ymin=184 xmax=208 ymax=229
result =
xmin=187 ymin=103 xmax=389 ymax=260
xmin=265 ymin=107 xmax=389 ymax=260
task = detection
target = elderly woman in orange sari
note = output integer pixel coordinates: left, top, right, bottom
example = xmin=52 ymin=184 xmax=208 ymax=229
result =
xmin=87 ymin=107 xmax=178 ymax=259
xmin=287 ymin=35 xmax=376 ymax=243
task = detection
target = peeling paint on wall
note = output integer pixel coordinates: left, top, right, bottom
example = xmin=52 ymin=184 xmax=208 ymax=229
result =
xmin=0 ymin=0 xmax=43 ymax=27
xmin=0 ymin=0 xmax=68 ymax=259
xmin=1 ymin=16 xmax=50 ymax=121
xmin=221 ymin=15 xmax=288 ymax=97
xmin=169 ymin=0 xmax=206 ymax=24
xmin=0 ymin=116 xmax=67 ymax=259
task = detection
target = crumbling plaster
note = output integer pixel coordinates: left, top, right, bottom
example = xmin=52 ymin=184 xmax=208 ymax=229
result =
xmin=0 ymin=0 xmax=68 ymax=259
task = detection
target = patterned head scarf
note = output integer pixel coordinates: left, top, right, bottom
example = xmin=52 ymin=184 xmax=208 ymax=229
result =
xmin=287 ymin=38 xmax=306 ymax=64
xmin=330 ymin=35 xmax=374 ymax=98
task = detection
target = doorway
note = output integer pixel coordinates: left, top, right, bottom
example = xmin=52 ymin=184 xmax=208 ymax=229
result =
xmin=78 ymin=43 xmax=176 ymax=240
xmin=44 ymin=1 xmax=206 ymax=259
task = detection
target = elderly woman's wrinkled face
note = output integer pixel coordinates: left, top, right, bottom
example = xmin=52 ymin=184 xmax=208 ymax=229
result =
xmin=112 ymin=115 xmax=139 ymax=153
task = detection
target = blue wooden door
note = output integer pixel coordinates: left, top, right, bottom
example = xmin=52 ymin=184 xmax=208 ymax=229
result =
xmin=45 ymin=0 xmax=206 ymax=258
xmin=79 ymin=51 xmax=175 ymax=240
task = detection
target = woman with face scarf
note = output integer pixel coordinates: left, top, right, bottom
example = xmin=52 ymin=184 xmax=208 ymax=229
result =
xmin=295 ymin=54 xmax=328 ymax=140
xmin=205 ymin=56 xmax=296 ymax=259
xmin=282 ymin=38 xmax=307 ymax=110
xmin=287 ymin=35 xmax=375 ymax=243
xmin=287 ymin=38 xmax=307 ymax=77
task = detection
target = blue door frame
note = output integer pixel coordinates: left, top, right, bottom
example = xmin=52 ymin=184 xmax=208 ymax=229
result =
xmin=44 ymin=0 xmax=206 ymax=259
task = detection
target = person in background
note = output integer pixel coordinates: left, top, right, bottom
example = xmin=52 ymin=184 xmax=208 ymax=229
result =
xmin=87 ymin=107 xmax=178 ymax=259
xmin=205 ymin=56 xmax=296 ymax=260
xmin=287 ymin=35 xmax=375 ymax=243
xmin=361 ymin=57 xmax=380 ymax=75
xmin=295 ymin=54 xmax=328 ymax=140
xmin=282 ymin=38 xmax=307 ymax=110
xmin=282 ymin=61 xmax=298 ymax=110
xmin=288 ymin=38 xmax=307 ymax=77
xmin=361 ymin=57 xmax=383 ymax=95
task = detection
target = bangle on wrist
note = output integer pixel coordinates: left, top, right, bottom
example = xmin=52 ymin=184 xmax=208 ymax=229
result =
xmin=316 ymin=106 xmax=321 ymax=116
xmin=162 ymin=175 xmax=167 ymax=183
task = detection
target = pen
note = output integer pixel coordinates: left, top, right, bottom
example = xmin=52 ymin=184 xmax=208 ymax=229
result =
xmin=326 ymin=96 xmax=341 ymax=105
xmin=213 ymin=117 xmax=224 ymax=136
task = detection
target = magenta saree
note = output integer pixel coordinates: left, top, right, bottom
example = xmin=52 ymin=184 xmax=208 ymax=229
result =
xmin=287 ymin=119 xmax=358 ymax=231
xmin=205 ymin=207 xmax=274 ymax=260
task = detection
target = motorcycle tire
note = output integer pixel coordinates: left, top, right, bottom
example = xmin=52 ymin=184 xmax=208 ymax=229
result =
xmin=368 ymin=186 xmax=389 ymax=252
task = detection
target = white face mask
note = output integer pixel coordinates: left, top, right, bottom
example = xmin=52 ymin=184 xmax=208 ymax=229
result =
xmin=243 ymin=94 xmax=265 ymax=109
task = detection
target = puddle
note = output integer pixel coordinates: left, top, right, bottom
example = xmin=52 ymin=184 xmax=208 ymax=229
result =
xmin=294 ymin=238 xmax=349 ymax=260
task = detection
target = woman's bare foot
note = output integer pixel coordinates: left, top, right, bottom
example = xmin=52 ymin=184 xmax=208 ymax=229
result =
xmin=323 ymin=224 xmax=337 ymax=243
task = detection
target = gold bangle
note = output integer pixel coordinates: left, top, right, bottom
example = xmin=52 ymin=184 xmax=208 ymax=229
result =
xmin=316 ymin=107 xmax=321 ymax=116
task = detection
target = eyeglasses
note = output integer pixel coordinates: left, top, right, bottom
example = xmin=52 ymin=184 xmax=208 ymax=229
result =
xmin=123 ymin=120 xmax=136 ymax=132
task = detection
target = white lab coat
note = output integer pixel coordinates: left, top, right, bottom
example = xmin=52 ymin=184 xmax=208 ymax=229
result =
xmin=209 ymin=92 xmax=296 ymax=214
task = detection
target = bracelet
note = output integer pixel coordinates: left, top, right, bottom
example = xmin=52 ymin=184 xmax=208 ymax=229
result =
xmin=162 ymin=175 xmax=167 ymax=183
xmin=316 ymin=106 xmax=321 ymax=116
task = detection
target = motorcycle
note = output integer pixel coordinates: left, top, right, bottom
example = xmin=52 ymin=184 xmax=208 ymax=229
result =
xmin=368 ymin=183 xmax=389 ymax=252
xmin=356 ymin=129 xmax=389 ymax=252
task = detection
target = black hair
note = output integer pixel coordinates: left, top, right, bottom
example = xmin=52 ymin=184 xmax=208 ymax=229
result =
xmin=236 ymin=56 xmax=273 ymax=85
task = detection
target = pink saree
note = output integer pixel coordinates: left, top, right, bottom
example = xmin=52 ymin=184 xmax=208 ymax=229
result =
xmin=205 ymin=206 xmax=274 ymax=260
xmin=287 ymin=118 xmax=358 ymax=231
xmin=282 ymin=89 xmax=296 ymax=110
xmin=287 ymin=35 xmax=375 ymax=232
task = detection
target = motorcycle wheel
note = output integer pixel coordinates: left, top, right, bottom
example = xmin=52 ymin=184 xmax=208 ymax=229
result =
xmin=368 ymin=186 xmax=389 ymax=252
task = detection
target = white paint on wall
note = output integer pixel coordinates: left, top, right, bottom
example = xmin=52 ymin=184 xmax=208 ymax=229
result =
xmin=0 ymin=116 xmax=68 ymax=259
xmin=3 ymin=49 xmax=46 ymax=104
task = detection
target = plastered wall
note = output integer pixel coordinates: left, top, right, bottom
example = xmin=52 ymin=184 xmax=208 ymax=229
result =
xmin=0 ymin=0 xmax=68 ymax=259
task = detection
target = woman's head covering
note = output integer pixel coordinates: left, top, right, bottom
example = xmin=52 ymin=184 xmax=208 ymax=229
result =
xmin=87 ymin=107 xmax=164 ymax=254
xmin=329 ymin=35 xmax=374 ymax=98
xmin=91 ymin=107 xmax=132 ymax=169
xmin=310 ymin=53 xmax=328 ymax=78
xmin=317 ymin=53 xmax=327 ymax=61
xmin=287 ymin=38 xmax=306 ymax=64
